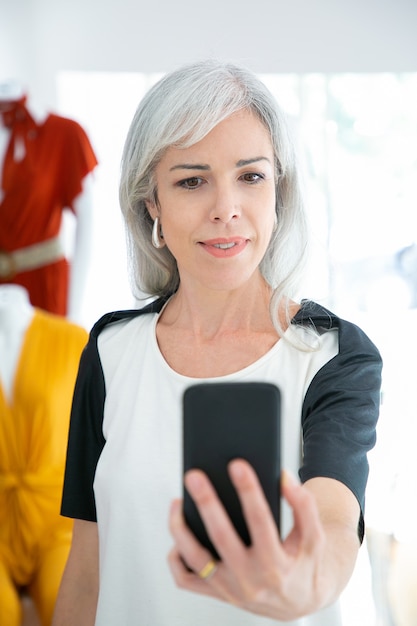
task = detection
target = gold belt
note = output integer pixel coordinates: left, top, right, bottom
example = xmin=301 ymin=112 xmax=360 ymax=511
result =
xmin=0 ymin=237 xmax=64 ymax=279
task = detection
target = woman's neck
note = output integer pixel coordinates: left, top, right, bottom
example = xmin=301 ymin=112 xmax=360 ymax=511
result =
xmin=161 ymin=276 xmax=274 ymax=340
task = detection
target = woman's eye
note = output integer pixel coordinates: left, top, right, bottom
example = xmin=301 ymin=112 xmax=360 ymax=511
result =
xmin=241 ymin=172 xmax=264 ymax=183
xmin=178 ymin=177 xmax=202 ymax=190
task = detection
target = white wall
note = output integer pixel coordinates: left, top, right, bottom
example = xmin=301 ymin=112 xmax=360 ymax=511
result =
xmin=1 ymin=0 xmax=417 ymax=106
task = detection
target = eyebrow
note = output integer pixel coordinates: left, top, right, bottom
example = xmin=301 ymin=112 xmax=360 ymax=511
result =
xmin=236 ymin=157 xmax=271 ymax=167
xmin=169 ymin=163 xmax=210 ymax=171
xmin=169 ymin=156 xmax=271 ymax=172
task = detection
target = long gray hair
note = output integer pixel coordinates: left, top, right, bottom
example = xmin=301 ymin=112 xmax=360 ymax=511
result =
xmin=119 ymin=59 xmax=309 ymax=336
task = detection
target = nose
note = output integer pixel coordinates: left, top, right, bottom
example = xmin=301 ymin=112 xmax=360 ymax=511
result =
xmin=209 ymin=185 xmax=241 ymax=223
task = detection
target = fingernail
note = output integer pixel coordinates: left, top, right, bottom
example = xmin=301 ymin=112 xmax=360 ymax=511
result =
xmin=229 ymin=459 xmax=245 ymax=480
xmin=185 ymin=471 xmax=203 ymax=492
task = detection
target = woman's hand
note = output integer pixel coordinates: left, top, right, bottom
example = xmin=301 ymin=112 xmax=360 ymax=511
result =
xmin=168 ymin=459 xmax=359 ymax=621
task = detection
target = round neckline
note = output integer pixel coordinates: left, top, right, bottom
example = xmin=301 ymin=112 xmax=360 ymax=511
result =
xmin=149 ymin=310 xmax=290 ymax=383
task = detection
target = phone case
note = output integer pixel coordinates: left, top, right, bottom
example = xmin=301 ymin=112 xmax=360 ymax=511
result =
xmin=183 ymin=381 xmax=281 ymax=559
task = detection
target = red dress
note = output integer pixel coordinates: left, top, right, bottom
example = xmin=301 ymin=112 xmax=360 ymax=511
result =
xmin=0 ymin=99 xmax=98 ymax=315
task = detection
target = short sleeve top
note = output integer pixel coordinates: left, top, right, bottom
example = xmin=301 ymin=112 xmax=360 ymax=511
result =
xmin=61 ymin=298 xmax=382 ymax=543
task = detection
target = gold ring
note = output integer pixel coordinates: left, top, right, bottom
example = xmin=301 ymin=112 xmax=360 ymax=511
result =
xmin=198 ymin=558 xmax=218 ymax=580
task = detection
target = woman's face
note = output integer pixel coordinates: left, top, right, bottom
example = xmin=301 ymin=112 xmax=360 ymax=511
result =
xmin=147 ymin=109 xmax=277 ymax=293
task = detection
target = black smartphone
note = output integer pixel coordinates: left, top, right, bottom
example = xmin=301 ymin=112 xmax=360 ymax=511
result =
xmin=183 ymin=381 xmax=281 ymax=559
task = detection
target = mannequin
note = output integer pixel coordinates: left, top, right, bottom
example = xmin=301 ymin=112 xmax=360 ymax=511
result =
xmin=0 ymin=284 xmax=88 ymax=626
xmin=0 ymin=81 xmax=98 ymax=322
xmin=65 ymin=173 xmax=94 ymax=322
xmin=0 ymin=284 xmax=33 ymax=402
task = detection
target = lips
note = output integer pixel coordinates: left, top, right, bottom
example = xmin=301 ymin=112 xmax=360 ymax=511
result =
xmin=198 ymin=237 xmax=248 ymax=258
xmin=200 ymin=237 xmax=247 ymax=246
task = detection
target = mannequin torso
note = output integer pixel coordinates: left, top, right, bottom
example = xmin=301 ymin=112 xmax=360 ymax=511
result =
xmin=0 ymin=279 xmax=89 ymax=625
xmin=0 ymin=87 xmax=96 ymax=322
xmin=0 ymin=284 xmax=34 ymax=401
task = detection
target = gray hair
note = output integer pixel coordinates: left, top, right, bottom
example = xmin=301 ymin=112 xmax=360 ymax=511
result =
xmin=119 ymin=59 xmax=309 ymax=336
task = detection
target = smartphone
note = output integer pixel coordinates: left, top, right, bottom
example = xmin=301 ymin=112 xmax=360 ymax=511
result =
xmin=183 ymin=381 xmax=281 ymax=559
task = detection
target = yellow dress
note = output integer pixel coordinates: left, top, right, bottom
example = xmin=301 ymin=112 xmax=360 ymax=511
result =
xmin=0 ymin=309 xmax=87 ymax=626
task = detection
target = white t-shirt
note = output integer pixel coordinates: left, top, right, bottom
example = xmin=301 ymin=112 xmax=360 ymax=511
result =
xmin=93 ymin=313 xmax=340 ymax=626
xmin=61 ymin=298 xmax=382 ymax=626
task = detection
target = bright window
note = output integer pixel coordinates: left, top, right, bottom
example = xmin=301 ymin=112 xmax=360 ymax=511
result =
xmin=57 ymin=71 xmax=417 ymax=626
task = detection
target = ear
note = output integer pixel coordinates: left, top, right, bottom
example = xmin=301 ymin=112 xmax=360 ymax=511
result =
xmin=145 ymin=199 xmax=159 ymax=221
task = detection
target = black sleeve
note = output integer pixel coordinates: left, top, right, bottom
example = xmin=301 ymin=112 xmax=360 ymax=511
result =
xmin=60 ymin=300 xmax=168 ymax=521
xmin=299 ymin=317 xmax=382 ymax=542
xmin=60 ymin=328 xmax=106 ymax=521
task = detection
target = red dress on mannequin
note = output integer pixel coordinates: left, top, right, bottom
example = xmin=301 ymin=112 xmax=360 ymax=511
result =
xmin=0 ymin=97 xmax=98 ymax=315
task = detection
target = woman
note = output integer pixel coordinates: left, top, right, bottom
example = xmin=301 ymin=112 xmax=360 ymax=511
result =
xmin=52 ymin=60 xmax=382 ymax=626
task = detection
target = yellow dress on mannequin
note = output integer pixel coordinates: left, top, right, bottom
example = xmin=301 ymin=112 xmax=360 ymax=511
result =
xmin=0 ymin=309 xmax=87 ymax=626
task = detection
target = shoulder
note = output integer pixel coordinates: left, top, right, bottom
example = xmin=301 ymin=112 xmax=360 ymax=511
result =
xmin=298 ymin=301 xmax=382 ymax=438
xmin=293 ymin=299 xmax=382 ymax=359
xmin=292 ymin=300 xmax=337 ymax=330
xmin=89 ymin=296 xmax=169 ymax=341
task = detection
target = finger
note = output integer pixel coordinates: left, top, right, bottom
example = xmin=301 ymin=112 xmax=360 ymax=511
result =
xmin=169 ymin=501 xmax=244 ymax=606
xmin=167 ymin=547 xmax=219 ymax=599
xmin=228 ymin=459 xmax=282 ymax=561
xmin=184 ymin=470 xmax=247 ymax=567
xmin=168 ymin=547 xmax=243 ymax=607
xmin=281 ymin=470 xmax=324 ymax=552
xmin=169 ymin=498 xmax=217 ymax=576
